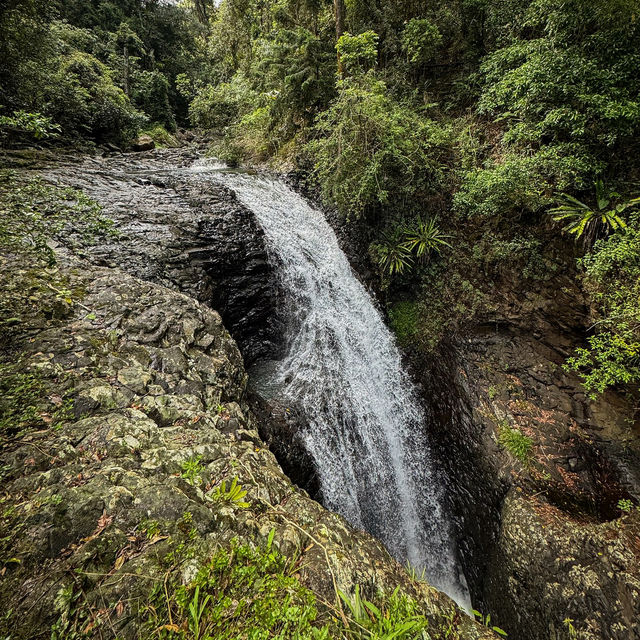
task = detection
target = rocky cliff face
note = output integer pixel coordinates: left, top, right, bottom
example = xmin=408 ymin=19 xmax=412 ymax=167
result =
xmin=418 ymin=266 xmax=640 ymax=639
xmin=0 ymin=252 xmax=489 ymax=639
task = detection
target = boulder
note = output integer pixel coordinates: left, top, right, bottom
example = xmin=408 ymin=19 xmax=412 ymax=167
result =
xmin=131 ymin=134 xmax=155 ymax=152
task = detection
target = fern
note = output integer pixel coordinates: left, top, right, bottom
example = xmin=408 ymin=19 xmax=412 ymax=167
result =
xmin=210 ymin=477 xmax=250 ymax=508
xmin=403 ymin=217 xmax=452 ymax=262
xmin=549 ymin=180 xmax=638 ymax=244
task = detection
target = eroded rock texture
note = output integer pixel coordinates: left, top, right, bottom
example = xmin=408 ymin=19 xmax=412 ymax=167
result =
xmin=0 ymin=254 xmax=490 ymax=640
xmin=419 ymin=264 xmax=640 ymax=640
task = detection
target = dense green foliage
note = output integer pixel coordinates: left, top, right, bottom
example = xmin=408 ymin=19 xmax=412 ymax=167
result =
xmin=0 ymin=0 xmax=207 ymax=145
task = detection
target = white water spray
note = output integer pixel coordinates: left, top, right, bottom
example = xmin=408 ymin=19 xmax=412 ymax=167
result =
xmin=215 ymin=171 xmax=470 ymax=608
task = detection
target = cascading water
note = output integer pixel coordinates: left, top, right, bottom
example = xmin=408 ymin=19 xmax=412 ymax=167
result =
xmin=215 ymin=171 xmax=470 ymax=608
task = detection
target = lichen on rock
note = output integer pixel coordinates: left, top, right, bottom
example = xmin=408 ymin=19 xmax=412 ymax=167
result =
xmin=0 ymin=251 xmax=489 ymax=639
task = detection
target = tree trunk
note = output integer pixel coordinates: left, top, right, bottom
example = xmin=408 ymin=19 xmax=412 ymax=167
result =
xmin=194 ymin=0 xmax=209 ymax=25
xmin=123 ymin=42 xmax=130 ymax=97
xmin=334 ymin=0 xmax=345 ymax=74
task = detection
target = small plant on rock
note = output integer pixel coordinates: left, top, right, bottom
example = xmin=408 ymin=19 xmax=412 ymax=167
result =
xmin=339 ymin=585 xmax=429 ymax=639
xmin=472 ymin=610 xmax=508 ymax=637
xmin=181 ymin=455 xmax=205 ymax=487
xmin=617 ymin=498 xmax=634 ymax=513
xmin=188 ymin=586 xmax=211 ymax=640
xmin=210 ymin=477 xmax=249 ymax=508
xmin=498 ymin=422 xmax=533 ymax=465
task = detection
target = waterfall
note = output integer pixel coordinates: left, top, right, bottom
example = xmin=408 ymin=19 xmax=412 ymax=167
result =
xmin=215 ymin=171 xmax=470 ymax=608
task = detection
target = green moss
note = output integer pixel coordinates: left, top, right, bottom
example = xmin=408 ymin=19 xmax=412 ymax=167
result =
xmin=389 ymin=301 xmax=421 ymax=348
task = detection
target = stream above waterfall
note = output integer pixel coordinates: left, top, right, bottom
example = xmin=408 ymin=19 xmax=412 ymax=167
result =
xmin=212 ymin=170 xmax=471 ymax=609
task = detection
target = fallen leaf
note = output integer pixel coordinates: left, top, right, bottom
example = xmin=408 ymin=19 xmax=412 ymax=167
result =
xmin=49 ymin=394 xmax=63 ymax=406
xmin=96 ymin=512 xmax=113 ymax=531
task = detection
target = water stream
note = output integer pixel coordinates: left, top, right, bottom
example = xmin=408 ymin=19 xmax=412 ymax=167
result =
xmin=210 ymin=170 xmax=470 ymax=608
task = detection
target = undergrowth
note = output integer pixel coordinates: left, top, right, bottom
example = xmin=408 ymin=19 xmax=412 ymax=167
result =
xmin=138 ymin=535 xmax=436 ymax=640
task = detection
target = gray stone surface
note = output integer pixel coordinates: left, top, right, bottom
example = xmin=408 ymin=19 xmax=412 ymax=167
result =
xmin=0 ymin=253 xmax=489 ymax=640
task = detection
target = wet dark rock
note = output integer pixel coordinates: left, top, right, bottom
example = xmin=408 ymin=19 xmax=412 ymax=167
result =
xmin=43 ymin=149 xmax=282 ymax=365
xmin=248 ymin=391 xmax=320 ymax=497
xmin=414 ymin=289 xmax=640 ymax=639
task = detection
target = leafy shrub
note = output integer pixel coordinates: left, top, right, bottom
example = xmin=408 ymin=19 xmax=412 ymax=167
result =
xmin=309 ymin=73 xmax=452 ymax=220
xmin=566 ymin=216 xmax=640 ymax=395
xmin=0 ymin=110 xmax=61 ymax=141
xmin=131 ymin=69 xmax=175 ymax=131
xmin=454 ymin=153 xmax=549 ymax=221
xmin=471 ymin=233 xmax=549 ymax=281
xmin=337 ymin=31 xmax=379 ymax=74
xmin=189 ymin=74 xmax=258 ymax=130
xmin=478 ymin=19 xmax=640 ymax=151
xmin=259 ymin=26 xmax=335 ymax=139
xmin=140 ymin=124 xmax=179 ymax=147
xmin=51 ymin=50 xmax=145 ymax=145
xmin=401 ymin=18 xmax=443 ymax=64
xmin=567 ymin=332 xmax=640 ymax=397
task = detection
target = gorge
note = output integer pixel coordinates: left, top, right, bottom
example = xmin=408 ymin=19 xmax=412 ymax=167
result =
xmin=218 ymin=172 xmax=470 ymax=608
xmin=2 ymin=144 xmax=638 ymax=639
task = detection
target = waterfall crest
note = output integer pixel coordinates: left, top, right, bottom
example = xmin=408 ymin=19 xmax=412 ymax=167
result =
xmin=216 ymin=171 xmax=470 ymax=608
